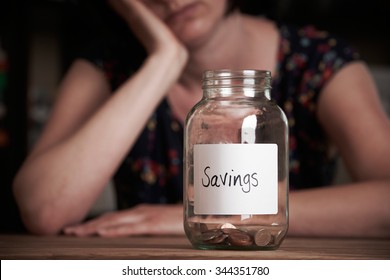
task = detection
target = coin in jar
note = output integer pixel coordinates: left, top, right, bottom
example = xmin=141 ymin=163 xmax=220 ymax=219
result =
xmin=220 ymin=227 xmax=243 ymax=235
xmin=207 ymin=233 xmax=228 ymax=244
xmin=199 ymin=229 xmax=223 ymax=242
xmin=197 ymin=223 xmax=208 ymax=233
xmin=254 ymin=229 xmax=272 ymax=246
xmin=227 ymin=231 xmax=253 ymax=246
xmin=219 ymin=223 xmax=236 ymax=229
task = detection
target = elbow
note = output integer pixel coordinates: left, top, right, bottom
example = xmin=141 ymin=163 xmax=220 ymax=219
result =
xmin=20 ymin=209 xmax=64 ymax=236
xmin=15 ymin=198 xmax=64 ymax=236
xmin=13 ymin=175 xmax=65 ymax=236
xmin=14 ymin=205 xmax=64 ymax=236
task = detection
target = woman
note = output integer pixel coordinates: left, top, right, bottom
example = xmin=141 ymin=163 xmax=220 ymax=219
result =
xmin=13 ymin=0 xmax=390 ymax=237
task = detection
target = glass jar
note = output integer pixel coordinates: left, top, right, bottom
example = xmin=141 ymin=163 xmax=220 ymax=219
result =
xmin=184 ymin=70 xmax=289 ymax=250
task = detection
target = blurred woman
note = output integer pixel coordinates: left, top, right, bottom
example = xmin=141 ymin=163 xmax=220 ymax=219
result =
xmin=13 ymin=0 xmax=390 ymax=237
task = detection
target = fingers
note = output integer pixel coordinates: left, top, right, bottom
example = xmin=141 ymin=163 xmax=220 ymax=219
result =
xmin=63 ymin=210 xmax=144 ymax=236
xmin=107 ymin=0 xmax=179 ymax=54
xmin=97 ymin=217 xmax=184 ymax=237
xmin=63 ymin=204 xmax=184 ymax=237
xmin=97 ymin=222 xmax=157 ymax=237
xmin=108 ymin=0 xmax=188 ymax=91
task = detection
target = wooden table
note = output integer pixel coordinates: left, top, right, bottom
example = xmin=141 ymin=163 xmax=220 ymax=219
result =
xmin=0 ymin=234 xmax=389 ymax=260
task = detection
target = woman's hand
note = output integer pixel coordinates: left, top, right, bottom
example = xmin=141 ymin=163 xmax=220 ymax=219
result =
xmin=63 ymin=204 xmax=184 ymax=237
xmin=108 ymin=0 xmax=188 ymax=57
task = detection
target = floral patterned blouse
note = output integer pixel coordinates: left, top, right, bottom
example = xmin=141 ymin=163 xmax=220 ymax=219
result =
xmin=80 ymin=24 xmax=360 ymax=209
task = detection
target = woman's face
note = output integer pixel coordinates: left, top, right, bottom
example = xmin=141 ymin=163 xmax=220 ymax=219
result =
xmin=141 ymin=0 xmax=229 ymax=47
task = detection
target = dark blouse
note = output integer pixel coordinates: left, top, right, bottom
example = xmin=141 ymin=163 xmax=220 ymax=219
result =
xmin=79 ymin=24 xmax=360 ymax=209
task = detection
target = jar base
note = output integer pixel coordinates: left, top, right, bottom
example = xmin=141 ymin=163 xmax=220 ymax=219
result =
xmin=192 ymin=243 xmax=282 ymax=251
xmin=185 ymin=222 xmax=287 ymax=251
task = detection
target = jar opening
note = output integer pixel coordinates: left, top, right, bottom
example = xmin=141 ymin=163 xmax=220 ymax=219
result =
xmin=202 ymin=69 xmax=272 ymax=98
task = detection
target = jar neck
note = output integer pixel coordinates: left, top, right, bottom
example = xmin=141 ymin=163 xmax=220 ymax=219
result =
xmin=202 ymin=69 xmax=272 ymax=99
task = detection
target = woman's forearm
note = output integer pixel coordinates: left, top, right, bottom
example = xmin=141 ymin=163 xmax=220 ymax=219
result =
xmin=13 ymin=49 xmax=187 ymax=235
xmin=288 ymin=179 xmax=390 ymax=238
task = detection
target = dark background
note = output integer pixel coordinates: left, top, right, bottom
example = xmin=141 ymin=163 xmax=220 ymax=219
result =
xmin=0 ymin=0 xmax=389 ymax=233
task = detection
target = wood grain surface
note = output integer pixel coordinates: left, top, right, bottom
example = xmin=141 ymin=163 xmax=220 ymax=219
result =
xmin=1 ymin=234 xmax=389 ymax=260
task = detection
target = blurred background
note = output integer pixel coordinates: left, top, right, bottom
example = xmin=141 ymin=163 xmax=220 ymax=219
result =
xmin=0 ymin=0 xmax=389 ymax=233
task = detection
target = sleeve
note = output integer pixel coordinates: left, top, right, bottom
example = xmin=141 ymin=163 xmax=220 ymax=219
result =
xmin=298 ymin=26 xmax=361 ymax=101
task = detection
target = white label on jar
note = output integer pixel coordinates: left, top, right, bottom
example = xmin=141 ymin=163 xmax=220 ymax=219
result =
xmin=194 ymin=144 xmax=278 ymax=215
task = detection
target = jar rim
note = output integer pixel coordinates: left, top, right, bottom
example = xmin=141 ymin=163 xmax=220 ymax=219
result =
xmin=203 ymin=69 xmax=271 ymax=79
xmin=202 ymin=69 xmax=272 ymax=90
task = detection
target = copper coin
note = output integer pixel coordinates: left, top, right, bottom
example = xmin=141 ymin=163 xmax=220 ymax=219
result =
xmin=199 ymin=229 xmax=223 ymax=242
xmin=207 ymin=233 xmax=229 ymax=244
xmin=198 ymin=223 xmax=208 ymax=233
xmin=254 ymin=229 xmax=272 ymax=246
xmin=227 ymin=231 xmax=253 ymax=246
xmin=221 ymin=227 xmax=242 ymax=235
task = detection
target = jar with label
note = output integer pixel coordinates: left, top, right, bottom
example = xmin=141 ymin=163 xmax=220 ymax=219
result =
xmin=184 ymin=69 xmax=288 ymax=250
